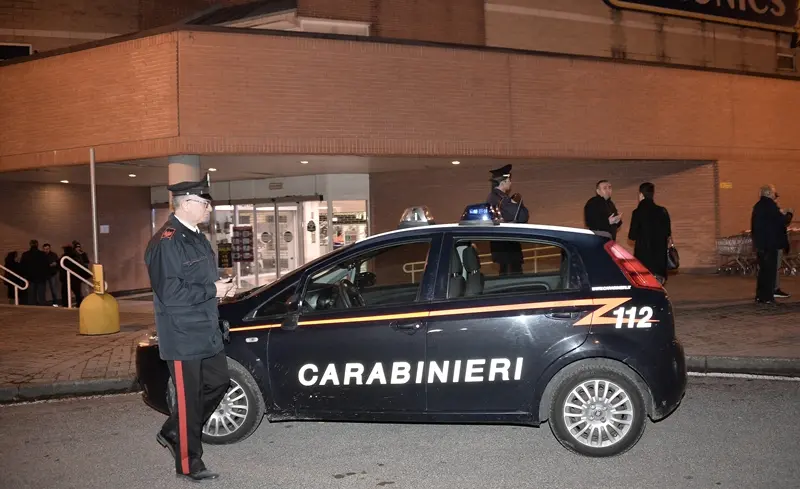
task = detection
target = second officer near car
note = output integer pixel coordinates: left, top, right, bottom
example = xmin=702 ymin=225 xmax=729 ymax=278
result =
xmin=144 ymin=174 xmax=237 ymax=482
xmin=486 ymin=164 xmax=530 ymax=275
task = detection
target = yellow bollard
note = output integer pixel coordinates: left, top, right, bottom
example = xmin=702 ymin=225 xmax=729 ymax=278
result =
xmin=78 ymin=264 xmax=120 ymax=335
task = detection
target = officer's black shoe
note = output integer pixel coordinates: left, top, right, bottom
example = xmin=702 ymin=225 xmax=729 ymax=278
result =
xmin=177 ymin=469 xmax=220 ymax=482
xmin=156 ymin=431 xmax=177 ymax=459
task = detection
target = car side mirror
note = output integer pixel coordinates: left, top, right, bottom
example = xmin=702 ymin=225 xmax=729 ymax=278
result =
xmin=281 ymin=293 xmax=302 ymax=331
xmin=355 ymin=271 xmax=376 ymax=288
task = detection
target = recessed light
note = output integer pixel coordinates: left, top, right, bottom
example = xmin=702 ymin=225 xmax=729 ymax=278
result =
xmin=60 ymin=180 xmax=69 ymax=183
xmin=300 ymin=160 xmax=309 ymax=164
xmin=208 ymin=168 xmax=217 ymax=172
xmin=128 ymin=174 xmax=137 ymax=178
xmin=452 ymin=160 xmax=460 ymax=165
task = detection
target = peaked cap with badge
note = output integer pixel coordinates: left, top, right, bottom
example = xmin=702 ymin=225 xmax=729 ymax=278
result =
xmin=168 ymin=173 xmax=213 ymax=200
xmin=489 ymin=164 xmax=512 ymax=182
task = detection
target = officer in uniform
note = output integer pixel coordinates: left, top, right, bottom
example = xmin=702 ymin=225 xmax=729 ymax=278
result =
xmin=144 ymin=173 xmax=237 ymax=482
xmin=486 ymin=164 xmax=529 ymax=275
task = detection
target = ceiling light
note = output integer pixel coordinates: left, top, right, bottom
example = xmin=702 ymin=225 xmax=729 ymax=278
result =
xmin=128 ymin=174 xmax=137 ymax=178
xmin=208 ymin=168 xmax=217 ymax=172
xmin=300 ymin=160 xmax=309 ymax=164
xmin=60 ymin=180 xmax=69 ymax=183
xmin=452 ymin=160 xmax=460 ymax=165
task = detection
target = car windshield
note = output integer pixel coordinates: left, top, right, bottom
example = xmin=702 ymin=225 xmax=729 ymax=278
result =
xmin=229 ymin=243 xmax=351 ymax=301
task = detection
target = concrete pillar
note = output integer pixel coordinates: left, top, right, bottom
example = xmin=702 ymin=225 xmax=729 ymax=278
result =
xmin=167 ymin=155 xmax=201 ymax=212
xmin=168 ymin=155 xmax=201 ymax=185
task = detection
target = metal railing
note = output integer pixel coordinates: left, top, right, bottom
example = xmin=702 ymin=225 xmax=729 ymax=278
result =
xmin=402 ymin=245 xmax=562 ymax=282
xmin=0 ymin=264 xmax=29 ymax=306
xmin=60 ymin=256 xmax=108 ymax=309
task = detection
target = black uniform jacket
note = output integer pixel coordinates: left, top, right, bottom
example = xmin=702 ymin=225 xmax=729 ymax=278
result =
xmin=628 ymin=198 xmax=672 ymax=278
xmin=584 ymin=194 xmax=621 ymax=240
xmin=144 ymin=214 xmax=223 ymax=361
xmin=486 ymin=188 xmax=530 ymax=264
xmin=751 ymin=196 xmax=789 ymax=252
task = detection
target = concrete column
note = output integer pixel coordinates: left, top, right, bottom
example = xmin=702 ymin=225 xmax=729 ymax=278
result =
xmin=168 ymin=155 xmax=201 ymax=185
xmin=167 ymin=155 xmax=201 ymax=212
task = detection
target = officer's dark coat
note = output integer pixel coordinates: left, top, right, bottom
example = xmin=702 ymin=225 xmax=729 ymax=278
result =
xmin=486 ymin=187 xmax=530 ymax=264
xmin=144 ymin=214 xmax=223 ymax=361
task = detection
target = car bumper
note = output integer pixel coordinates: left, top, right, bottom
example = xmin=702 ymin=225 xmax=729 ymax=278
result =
xmin=649 ymin=338 xmax=687 ymax=420
xmin=135 ymin=343 xmax=171 ymax=415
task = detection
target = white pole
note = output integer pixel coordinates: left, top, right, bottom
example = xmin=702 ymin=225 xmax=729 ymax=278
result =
xmin=90 ymin=148 xmax=99 ymax=264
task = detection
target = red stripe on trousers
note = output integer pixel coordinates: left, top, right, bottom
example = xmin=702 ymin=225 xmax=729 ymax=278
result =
xmin=174 ymin=361 xmax=190 ymax=474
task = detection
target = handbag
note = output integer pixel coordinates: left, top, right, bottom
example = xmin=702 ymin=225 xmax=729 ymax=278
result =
xmin=667 ymin=244 xmax=680 ymax=270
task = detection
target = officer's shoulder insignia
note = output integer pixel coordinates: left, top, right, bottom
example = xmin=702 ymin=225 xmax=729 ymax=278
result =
xmin=161 ymin=228 xmax=176 ymax=240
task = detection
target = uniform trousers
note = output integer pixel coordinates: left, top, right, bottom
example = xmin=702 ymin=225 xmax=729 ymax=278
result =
xmin=163 ymin=350 xmax=230 ymax=474
xmin=756 ymin=249 xmax=778 ymax=302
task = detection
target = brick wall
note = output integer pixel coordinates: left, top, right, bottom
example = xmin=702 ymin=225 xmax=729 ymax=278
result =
xmin=369 ymin=160 xmax=719 ymax=271
xmin=0 ymin=181 xmax=153 ymax=292
xmin=485 ymin=0 xmax=797 ymax=77
xmin=297 ymin=0 xmax=484 ymax=44
xmin=0 ymin=0 xmax=139 ymax=33
xmin=0 ymin=32 xmax=179 ymax=171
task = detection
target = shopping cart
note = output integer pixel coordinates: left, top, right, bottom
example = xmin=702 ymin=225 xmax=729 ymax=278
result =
xmin=716 ymin=233 xmax=757 ymax=275
xmin=780 ymin=227 xmax=800 ymax=276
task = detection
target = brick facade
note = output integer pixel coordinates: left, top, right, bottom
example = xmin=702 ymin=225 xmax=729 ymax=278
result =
xmin=0 ymin=181 xmax=152 ymax=292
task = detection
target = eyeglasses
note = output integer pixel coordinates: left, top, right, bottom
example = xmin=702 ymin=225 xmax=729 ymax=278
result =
xmin=186 ymin=199 xmax=211 ymax=209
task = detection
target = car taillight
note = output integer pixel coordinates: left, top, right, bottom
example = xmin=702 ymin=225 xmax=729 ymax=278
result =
xmin=604 ymin=241 xmax=663 ymax=291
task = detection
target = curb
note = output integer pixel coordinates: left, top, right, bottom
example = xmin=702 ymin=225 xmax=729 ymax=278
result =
xmin=1 ymin=356 xmax=799 ymax=404
xmin=685 ymin=355 xmax=800 ymax=377
xmin=0 ymin=377 xmax=139 ymax=404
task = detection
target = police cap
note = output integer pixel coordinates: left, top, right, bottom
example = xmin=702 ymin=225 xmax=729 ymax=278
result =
xmin=167 ymin=173 xmax=212 ymax=200
xmin=489 ymin=164 xmax=512 ymax=181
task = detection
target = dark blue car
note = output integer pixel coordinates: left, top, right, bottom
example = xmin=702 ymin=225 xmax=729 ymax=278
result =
xmin=136 ymin=204 xmax=686 ymax=458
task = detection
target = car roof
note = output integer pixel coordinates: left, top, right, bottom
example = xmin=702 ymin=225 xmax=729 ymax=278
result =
xmin=356 ymin=223 xmax=600 ymax=245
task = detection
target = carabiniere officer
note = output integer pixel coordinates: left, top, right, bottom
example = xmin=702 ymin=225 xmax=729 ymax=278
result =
xmin=486 ymin=164 xmax=530 ymax=275
xmin=144 ymin=174 xmax=237 ymax=482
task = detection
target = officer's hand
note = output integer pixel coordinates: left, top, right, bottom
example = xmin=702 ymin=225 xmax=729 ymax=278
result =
xmin=215 ymin=280 xmax=236 ymax=298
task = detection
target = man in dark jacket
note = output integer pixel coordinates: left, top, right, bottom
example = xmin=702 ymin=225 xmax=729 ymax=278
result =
xmin=144 ymin=174 xmax=237 ymax=482
xmin=486 ymin=164 xmax=529 ymax=275
xmin=584 ymin=180 xmax=622 ymax=240
xmin=20 ymin=240 xmax=49 ymax=305
xmin=628 ymin=182 xmax=672 ymax=284
xmin=751 ymin=185 xmax=789 ymax=304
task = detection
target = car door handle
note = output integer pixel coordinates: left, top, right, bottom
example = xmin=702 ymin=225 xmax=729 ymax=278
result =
xmin=391 ymin=321 xmax=422 ymax=332
xmin=546 ymin=312 xmax=576 ymax=320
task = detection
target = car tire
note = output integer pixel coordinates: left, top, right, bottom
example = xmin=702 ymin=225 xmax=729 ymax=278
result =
xmin=166 ymin=357 xmax=266 ymax=445
xmin=547 ymin=363 xmax=647 ymax=458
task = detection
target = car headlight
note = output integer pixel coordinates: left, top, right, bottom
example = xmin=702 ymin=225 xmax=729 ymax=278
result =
xmin=137 ymin=331 xmax=159 ymax=348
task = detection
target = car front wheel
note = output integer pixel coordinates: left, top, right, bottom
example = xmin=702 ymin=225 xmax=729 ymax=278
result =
xmin=167 ymin=357 xmax=266 ymax=445
xmin=548 ymin=365 xmax=647 ymax=457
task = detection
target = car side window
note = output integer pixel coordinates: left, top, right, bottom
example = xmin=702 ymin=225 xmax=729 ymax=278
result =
xmin=253 ymin=284 xmax=296 ymax=319
xmin=446 ymin=238 xmax=575 ymax=300
xmin=302 ymin=240 xmax=432 ymax=313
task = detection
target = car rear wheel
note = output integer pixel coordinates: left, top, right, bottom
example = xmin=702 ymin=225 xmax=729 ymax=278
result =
xmin=167 ymin=357 xmax=266 ymax=445
xmin=548 ymin=365 xmax=647 ymax=457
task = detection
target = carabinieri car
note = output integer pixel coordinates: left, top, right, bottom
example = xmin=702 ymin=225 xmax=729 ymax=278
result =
xmin=136 ymin=203 xmax=686 ymax=458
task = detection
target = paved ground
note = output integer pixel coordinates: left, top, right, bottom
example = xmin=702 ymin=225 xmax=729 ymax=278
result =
xmin=0 ymin=274 xmax=798 ymax=402
xmin=1 ymin=377 xmax=798 ymax=489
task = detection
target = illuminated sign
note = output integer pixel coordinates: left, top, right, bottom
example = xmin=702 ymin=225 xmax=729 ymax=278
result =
xmin=604 ymin=0 xmax=799 ymax=33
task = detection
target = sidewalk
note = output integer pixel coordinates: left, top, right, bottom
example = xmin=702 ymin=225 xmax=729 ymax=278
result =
xmin=1 ymin=274 xmax=798 ymax=403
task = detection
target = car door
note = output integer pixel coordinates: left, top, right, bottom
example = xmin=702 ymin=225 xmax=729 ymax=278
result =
xmin=424 ymin=229 xmax=593 ymax=414
xmin=267 ymin=234 xmax=441 ymax=416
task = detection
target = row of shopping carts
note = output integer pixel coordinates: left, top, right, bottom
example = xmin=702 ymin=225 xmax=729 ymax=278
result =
xmin=716 ymin=227 xmax=800 ymax=275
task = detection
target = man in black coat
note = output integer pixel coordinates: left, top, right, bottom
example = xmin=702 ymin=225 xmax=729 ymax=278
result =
xmin=584 ymin=180 xmax=622 ymax=240
xmin=144 ymin=174 xmax=237 ymax=482
xmin=751 ymin=184 xmax=789 ymax=304
xmin=20 ymin=239 xmax=49 ymax=305
xmin=486 ymin=164 xmax=529 ymax=275
xmin=628 ymin=182 xmax=672 ymax=284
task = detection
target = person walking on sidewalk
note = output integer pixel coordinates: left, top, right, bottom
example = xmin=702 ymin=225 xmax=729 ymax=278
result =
xmin=751 ymin=185 xmax=790 ymax=305
xmin=144 ymin=174 xmax=238 ymax=482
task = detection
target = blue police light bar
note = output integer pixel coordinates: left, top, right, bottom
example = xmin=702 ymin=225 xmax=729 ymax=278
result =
xmin=398 ymin=206 xmax=436 ymax=229
xmin=459 ymin=203 xmax=501 ymax=226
